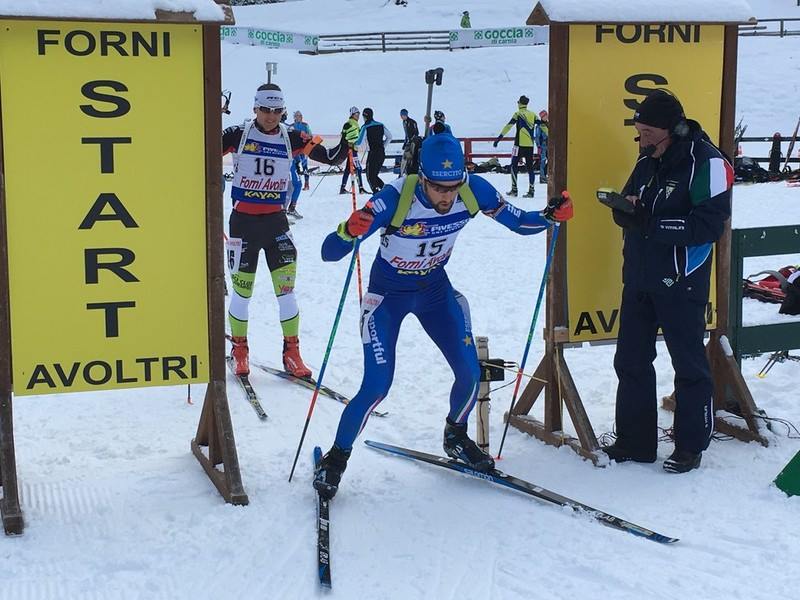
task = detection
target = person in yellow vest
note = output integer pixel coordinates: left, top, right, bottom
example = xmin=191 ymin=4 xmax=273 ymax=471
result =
xmin=340 ymin=106 xmax=367 ymax=194
xmin=313 ymin=133 xmax=574 ymax=500
xmin=493 ymin=95 xmax=540 ymax=197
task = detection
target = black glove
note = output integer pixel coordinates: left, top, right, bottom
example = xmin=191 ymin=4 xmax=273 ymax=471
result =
xmin=492 ymin=136 xmax=502 ymax=148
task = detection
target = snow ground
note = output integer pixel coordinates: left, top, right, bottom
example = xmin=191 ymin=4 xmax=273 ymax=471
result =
xmin=2 ymin=1 xmax=800 ymax=599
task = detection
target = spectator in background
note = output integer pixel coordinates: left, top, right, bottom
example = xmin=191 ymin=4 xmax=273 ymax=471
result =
xmin=461 ymin=11 xmax=471 ymax=28
xmin=340 ymin=106 xmax=367 ymax=195
xmin=400 ymin=109 xmax=419 ymax=145
xmin=535 ymin=109 xmax=549 ymax=184
xmin=357 ymin=107 xmax=393 ymax=193
xmin=493 ymin=95 xmax=539 ymax=197
xmin=400 ymin=109 xmax=422 ymax=175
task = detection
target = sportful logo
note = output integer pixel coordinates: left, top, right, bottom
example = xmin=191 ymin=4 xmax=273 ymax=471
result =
xmin=662 ymin=277 xmax=675 ymax=287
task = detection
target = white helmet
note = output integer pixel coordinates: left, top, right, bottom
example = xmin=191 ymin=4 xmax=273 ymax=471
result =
xmin=349 ymin=106 xmax=360 ymax=116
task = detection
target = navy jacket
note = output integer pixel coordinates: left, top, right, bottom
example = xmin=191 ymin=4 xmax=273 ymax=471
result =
xmin=613 ymin=121 xmax=733 ymax=303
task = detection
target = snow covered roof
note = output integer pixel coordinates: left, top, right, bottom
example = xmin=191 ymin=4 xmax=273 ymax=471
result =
xmin=0 ymin=0 xmax=233 ymax=23
xmin=528 ymin=0 xmax=756 ymax=25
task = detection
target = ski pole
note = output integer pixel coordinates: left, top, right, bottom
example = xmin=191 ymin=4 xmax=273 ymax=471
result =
xmin=348 ymin=149 xmax=364 ymax=304
xmin=309 ymin=164 xmax=339 ymax=197
xmin=288 ymin=237 xmax=362 ymax=482
xmin=496 ymin=222 xmax=561 ymax=460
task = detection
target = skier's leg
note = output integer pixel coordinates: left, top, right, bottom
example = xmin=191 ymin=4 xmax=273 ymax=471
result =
xmin=265 ymin=214 xmax=311 ymax=377
xmin=333 ymin=293 xmax=407 ymax=450
xmin=415 ymin=281 xmax=480 ymax=425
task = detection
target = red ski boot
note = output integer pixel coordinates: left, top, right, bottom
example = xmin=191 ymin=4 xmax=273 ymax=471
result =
xmin=283 ymin=335 xmax=312 ymax=378
xmin=230 ymin=336 xmax=250 ymax=376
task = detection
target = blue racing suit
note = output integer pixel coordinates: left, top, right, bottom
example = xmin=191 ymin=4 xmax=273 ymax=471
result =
xmin=321 ymin=174 xmax=551 ymax=450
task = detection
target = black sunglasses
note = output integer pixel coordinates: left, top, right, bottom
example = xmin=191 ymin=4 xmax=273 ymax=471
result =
xmin=423 ymin=177 xmax=462 ymax=194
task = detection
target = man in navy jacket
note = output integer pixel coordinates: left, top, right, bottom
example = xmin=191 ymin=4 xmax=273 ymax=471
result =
xmin=602 ymin=90 xmax=733 ymax=473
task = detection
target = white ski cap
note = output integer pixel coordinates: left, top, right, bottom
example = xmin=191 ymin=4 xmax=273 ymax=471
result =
xmin=349 ymin=106 xmax=360 ymax=116
xmin=254 ymin=88 xmax=284 ymax=110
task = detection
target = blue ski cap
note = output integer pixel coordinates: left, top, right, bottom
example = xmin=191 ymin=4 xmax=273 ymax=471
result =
xmin=419 ymin=133 xmax=465 ymax=182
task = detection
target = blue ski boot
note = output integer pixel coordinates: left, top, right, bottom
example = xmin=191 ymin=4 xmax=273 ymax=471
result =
xmin=443 ymin=418 xmax=495 ymax=472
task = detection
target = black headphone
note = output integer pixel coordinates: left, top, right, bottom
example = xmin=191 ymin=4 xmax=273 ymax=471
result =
xmin=661 ymin=88 xmax=690 ymax=138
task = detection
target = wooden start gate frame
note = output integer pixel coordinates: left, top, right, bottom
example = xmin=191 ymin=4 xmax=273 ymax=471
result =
xmin=0 ymin=1 xmax=246 ymax=536
xmin=506 ymin=1 xmax=767 ymax=464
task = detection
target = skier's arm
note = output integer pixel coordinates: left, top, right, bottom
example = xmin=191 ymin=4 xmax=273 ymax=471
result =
xmin=469 ymin=175 xmax=549 ymax=235
xmin=355 ymin=125 xmax=367 ymax=148
xmin=321 ymin=185 xmax=397 ymax=261
xmin=408 ymin=119 xmax=419 ymax=139
xmin=384 ymin=126 xmax=393 ymax=149
xmin=288 ymin=129 xmax=348 ymax=165
xmin=498 ymin=114 xmax=517 ymax=138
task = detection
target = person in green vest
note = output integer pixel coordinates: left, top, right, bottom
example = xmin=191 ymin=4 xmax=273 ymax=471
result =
xmin=461 ymin=11 xmax=471 ymax=28
xmin=340 ymin=106 xmax=367 ymax=195
xmin=493 ymin=95 xmax=540 ymax=197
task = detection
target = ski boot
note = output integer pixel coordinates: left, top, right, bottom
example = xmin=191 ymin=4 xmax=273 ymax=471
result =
xmin=506 ymin=187 xmax=518 ymax=197
xmin=283 ymin=335 xmax=312 ymax=378
xmin=230 ymin=336 xmax=249 ymax=376
xmin=523 ymin=185 xmax=535 ymax=198
xmin=443 ymin=418 xmax=495 ymax=472
xmin=303 ymin=178 xmax=310 ymax=191
xmin=539 ymin=176 xmax=548 ymax=184
xmin=339 ymin=186 xmax=348 ymax=195
xmin=314 ymin=445 xmax=352 ymax=500
xmin=601 ymin=443 xmax=656 ymax=464
xmin=663 ymin=450 xmax=701 ymax=473
xmin=358 ymin=186 xmax=368 ymax=195
xmin=287 ymin=205 xmax=304 ymax=220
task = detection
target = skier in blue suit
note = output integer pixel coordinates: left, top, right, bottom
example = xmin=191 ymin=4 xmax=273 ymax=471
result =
xmin=287 ymin=110 xmax=312 ymax=218
xmin=313 ymin=133 xmax=574 ymax=499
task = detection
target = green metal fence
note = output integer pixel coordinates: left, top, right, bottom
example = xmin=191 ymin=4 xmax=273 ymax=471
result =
xmin=729 ymin=225 xmax=800 ymax=359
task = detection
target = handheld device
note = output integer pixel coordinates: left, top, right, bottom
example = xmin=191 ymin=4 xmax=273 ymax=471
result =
xmin=596 ymin=187 xmax=635 ymax=214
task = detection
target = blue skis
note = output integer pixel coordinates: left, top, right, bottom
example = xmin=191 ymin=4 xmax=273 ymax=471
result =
xmin=313 ymin=447 xmax=332 ymax=588
xmin=364 ymin=440 xmax=678 ymax=545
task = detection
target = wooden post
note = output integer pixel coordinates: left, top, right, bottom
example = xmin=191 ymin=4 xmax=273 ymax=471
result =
xmin=0 ymin=92 xmax=23 ymax=534
xmin=190 ymin=22 xmax=248 ymax=506
xmin=475 ymin=336 xmax=490 ymax=453
xmin=506 ymin=21 xmax=602 ymax=465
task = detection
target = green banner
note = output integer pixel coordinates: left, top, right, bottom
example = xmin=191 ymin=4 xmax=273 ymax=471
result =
xmin=220 ymin=26 xmax=318 ymax=52
xmin=449 ymin=26 xmax=548 ymax=49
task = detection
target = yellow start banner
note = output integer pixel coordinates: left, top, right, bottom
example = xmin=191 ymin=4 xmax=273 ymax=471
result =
xmin=0 ymin=21 xmax=209 ymax=395
xmin=565 ymin=23 xmax=723 ymax=342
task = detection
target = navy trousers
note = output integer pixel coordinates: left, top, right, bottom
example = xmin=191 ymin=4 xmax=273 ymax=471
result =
xmin=613 ymin=286 xmax=714 ymax=455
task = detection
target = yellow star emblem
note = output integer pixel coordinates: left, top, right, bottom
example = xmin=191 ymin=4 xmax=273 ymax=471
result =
xmin=442 ymin=159 xmax=453 ymax=169
xmin=463 ymin=335 xmax=472 ymax=346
